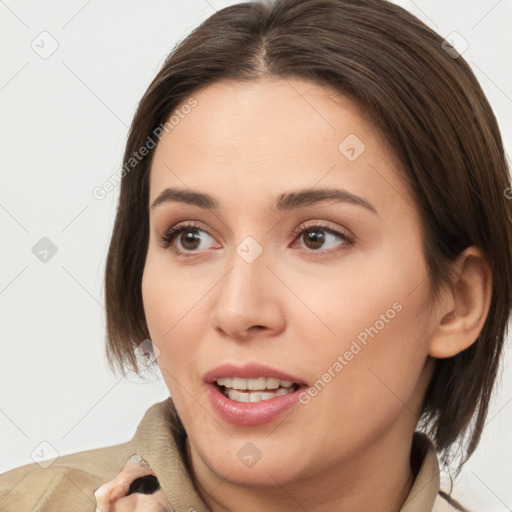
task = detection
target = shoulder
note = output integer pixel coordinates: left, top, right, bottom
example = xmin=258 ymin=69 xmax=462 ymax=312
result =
xmin=406 ymin=432 xmax=471 ymax=512
xmin=0 ymin=440 xmax=137 ymax=512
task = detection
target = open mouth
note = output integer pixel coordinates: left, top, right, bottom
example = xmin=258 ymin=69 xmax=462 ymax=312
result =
xmin=215 ymin=377 xmax=300 ymax=403
xmin=205 ymin=369 xmax=306 ymax=425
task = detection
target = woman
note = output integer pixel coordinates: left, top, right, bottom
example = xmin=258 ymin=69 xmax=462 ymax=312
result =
xmin=1 ymin=0 xmax=510 ymax=510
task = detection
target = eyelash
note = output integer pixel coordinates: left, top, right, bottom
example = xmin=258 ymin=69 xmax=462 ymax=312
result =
xmin=158 ymin=221 xmax=355 ymax=257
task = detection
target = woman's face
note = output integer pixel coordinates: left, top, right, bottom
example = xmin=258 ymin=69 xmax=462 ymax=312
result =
xmin=142 ymin=77 xmax=439 ymax=487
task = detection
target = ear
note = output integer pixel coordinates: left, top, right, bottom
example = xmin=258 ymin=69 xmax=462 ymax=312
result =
xmin=428 ymin=246 xmax=493 ymax=359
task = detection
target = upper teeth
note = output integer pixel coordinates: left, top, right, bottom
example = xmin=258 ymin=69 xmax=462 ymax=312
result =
xmin=216 ymin=377 xmax=294 ymax=390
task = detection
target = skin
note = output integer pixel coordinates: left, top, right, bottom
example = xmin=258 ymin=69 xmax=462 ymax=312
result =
xmin=94 ymin=456 xmax=172 ymax=511
xmin=141 ymin=77 xmax=492 ymax=512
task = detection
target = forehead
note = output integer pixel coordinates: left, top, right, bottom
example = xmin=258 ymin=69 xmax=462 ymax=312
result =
xmin=148 ymin=77 xmax=413 ymax=219
xmin=155 ymin=78 xmax=371 ymax=162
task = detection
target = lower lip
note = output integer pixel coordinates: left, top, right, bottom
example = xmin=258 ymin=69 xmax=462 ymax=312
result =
xmin=205 ymin=382 xmax=304 ymax=426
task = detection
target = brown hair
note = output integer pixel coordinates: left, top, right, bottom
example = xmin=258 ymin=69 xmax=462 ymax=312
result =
xmin=104 ymin=0 xmax=512 ymax=472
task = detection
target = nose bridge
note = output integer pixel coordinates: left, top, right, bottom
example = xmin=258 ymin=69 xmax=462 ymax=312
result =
xmin=221 ymin=234 xmax=269 ymax=305
xmin=212 ymin=233 xmax=282 ymax=336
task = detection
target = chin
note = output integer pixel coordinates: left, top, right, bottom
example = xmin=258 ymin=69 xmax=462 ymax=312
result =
xmin=201 ymin=444 xmax=307 ymax=486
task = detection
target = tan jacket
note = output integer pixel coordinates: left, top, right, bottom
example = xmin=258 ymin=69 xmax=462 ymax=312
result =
xmin=0 ymin=397 xmax=465 ymax=511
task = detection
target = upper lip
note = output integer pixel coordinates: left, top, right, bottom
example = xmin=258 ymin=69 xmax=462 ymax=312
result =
xmin=203 ymin=362 xmax=308 ymax=386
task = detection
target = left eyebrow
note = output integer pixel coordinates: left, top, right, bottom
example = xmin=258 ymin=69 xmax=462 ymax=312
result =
xmin=275 ymin=188 xmax=378 ymax=215
xmin=150 ymin=186 xmax=378 ymax=216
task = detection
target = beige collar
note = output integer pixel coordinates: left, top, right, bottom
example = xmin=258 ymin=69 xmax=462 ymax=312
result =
xmin=129 ymin=398 xmax=440 ymax=512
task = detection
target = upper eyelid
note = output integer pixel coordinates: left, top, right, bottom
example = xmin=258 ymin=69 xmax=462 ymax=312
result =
xmin=163 ymin=219 xmax=349 ymax=238
xmin=292 ymin=220 xmax=353 ymax=238
xmin=160 ymin=220 xmax=353 ymax=251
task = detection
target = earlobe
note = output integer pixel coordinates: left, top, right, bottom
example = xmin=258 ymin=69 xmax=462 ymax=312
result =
xmin=428 ymin=246 xmax=493 ymax=359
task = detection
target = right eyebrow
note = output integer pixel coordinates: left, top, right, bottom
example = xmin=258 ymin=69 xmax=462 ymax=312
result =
xmin=151 ymin=187 xmax=219 ymax=211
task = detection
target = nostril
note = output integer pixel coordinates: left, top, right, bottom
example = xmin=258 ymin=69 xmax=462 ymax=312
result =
xmin=126 ymin=474 xmax=161 ymax=495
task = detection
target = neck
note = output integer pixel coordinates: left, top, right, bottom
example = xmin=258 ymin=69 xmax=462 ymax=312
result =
xmin=185 ymin=422 xmax=417 ymax=512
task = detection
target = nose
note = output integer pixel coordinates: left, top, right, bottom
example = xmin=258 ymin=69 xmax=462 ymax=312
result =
xmin=211 ymin=244 xmax=286 ymax=341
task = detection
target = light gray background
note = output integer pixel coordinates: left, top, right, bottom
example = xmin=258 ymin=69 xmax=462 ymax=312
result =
xmin=1 ymin=1 xmax=511 ymax=510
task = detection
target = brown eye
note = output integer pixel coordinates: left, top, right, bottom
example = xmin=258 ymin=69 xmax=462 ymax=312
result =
xmin=159 ymin=223 xmax=217 ymax=256
xmin=292 ymin=222 xmax=354 ymax=254
xmin=178 ymin=229 xmax=202 ymax=251
xmin=301 ymin=229 xmax=326 ymax=250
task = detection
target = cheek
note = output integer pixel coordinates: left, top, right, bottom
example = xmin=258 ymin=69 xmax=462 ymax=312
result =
xmin=291 ymin=242 xmax=434 ymax=425
xmin=141 ymin=251 xmax=213 ymax=394
xmin=141 ymin=254 xmax=188 ymax=371
xmin=288 ymin=241 xmax=432 ymax=350
xmin=142 ymin=249 xmax=202 ymax=337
